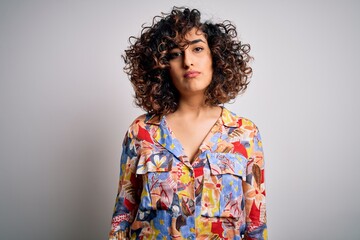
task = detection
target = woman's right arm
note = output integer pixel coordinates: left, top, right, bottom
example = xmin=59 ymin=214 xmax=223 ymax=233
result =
xmin=109 ymin=129 xmax=142 ymax=240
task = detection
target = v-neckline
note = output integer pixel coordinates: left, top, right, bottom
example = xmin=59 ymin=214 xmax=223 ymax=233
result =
xmin=162 ymin=106 xmax=223 ymax=164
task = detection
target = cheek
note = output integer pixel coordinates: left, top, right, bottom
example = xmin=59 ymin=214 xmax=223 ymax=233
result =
xmin=169 ymin=64 xmax=180 ymax=78
xmin=168 ymin=68 xmax=181 ymax=89
xmin=168 ymin=68 xmax=176 ymax=82
xmin=207 ymin=71 xmax=214 ymax=83
xmin=206 ymin=59 xmax=214 ymax=80
xmin=204 ymin=54 xmax=213 ymax=71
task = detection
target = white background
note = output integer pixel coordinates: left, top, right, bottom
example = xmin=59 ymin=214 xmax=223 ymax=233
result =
xmin=1 ymin=0 xmax=359 ymax=239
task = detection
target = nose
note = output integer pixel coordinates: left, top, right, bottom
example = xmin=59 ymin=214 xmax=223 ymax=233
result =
xmin=182 ymin=50 xmax=193 ymax=69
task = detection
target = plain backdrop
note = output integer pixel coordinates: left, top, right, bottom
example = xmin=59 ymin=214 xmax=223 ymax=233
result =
xmin=1 ymin=0 xmax=359 ymax=239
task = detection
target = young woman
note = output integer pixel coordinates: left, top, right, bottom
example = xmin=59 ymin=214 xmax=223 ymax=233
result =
xmin=109 ymin=7 xmax=267 ymax=240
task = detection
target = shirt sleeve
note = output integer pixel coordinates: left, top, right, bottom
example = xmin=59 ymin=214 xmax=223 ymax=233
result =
xmin=109 ymin=129 xmax=142 ymax=240
xmin=243 ymin=125 xmax=267 ymax=240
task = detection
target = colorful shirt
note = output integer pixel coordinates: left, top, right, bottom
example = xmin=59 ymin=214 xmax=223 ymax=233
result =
xmin=109 ymin=107 xmax=267 ymax=240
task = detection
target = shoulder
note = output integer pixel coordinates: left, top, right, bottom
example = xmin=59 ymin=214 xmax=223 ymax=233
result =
xmin=130 ymin=114 xmax=147 ymax=126
xmin=222 ymin=107 xmax=260 ymax=133
xmin=223 ymin=108 xmax=264 ymax=157
xmin=127 ymin=113 xmax=152 ymax=126
xmin=125 ymin=113 xmax=159 ymax=141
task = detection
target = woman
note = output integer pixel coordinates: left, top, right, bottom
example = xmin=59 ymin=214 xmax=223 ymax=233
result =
xmin=109 ymin=7 xmax=267 ymax=240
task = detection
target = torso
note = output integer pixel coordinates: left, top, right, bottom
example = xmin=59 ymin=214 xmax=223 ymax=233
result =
xmin=109 ymin=107 xmax=267 ymax=239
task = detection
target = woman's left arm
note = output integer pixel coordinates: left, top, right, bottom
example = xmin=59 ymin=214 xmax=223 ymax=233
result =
xmin=243 ymin=125 xmax=267 ymax=240
xmin=109 ymin=129 xmax=141 ymax=240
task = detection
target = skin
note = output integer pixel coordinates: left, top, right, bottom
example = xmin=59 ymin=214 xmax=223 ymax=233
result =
xmin=165 ymin=28 xmax=222 ymax=162
xmin=168 ymin=28 xmax=213 ymax=98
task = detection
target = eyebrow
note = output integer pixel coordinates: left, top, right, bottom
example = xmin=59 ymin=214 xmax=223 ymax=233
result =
xmin=170 ymin=39 xmax=206 ymax=51
xmin=189 ymin=39 xmax=205 ymax=45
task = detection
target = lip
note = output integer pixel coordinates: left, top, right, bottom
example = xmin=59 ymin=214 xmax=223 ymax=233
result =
xmin=184 ymin=71 xmax=200 ymax=78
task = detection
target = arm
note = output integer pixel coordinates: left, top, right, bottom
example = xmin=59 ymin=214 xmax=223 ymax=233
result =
xmin=243 ymin=126 xmax=267 ymax=240
xmin=109 ymin=129 xmax=141 ymax=240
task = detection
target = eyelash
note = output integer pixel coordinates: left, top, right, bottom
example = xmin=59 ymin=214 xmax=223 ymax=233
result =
xmin=169 ymin=52 xmax=182 ymax=59
xmin=169 ymin=47 xmax=204 ymax=59
xmin=193 ymin=47 xmax=204 ymax=52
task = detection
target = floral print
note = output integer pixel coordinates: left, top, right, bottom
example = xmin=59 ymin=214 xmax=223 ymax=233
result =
xmin=109 ymin=107 xmax=267 ymax=239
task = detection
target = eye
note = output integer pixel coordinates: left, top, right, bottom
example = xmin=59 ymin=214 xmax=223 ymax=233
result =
xmin=168 ymin=51 xmax=183 ymax=60
xmin=193 ymin=47 xmax=204 ymax=53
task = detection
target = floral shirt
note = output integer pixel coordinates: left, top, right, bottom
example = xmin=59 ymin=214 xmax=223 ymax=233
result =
xmin=109 ymin=107 xmax=267 ymax=240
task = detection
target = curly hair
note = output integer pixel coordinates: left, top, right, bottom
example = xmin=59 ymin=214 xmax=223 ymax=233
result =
xmin=123 ymin=6 xmax=253 ymax=115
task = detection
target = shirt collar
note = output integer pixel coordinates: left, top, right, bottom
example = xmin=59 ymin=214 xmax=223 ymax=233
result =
xmin=144 ymin=106 xmax=239 ymax=128
xmin=220 ymin=107 xmax=239 ymax=128
xmin=144 ymin=113 xmax=162 ymax=125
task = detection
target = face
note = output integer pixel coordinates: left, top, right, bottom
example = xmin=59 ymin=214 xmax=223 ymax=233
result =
xmin=168 ymin=28 xmax=213 ymax=98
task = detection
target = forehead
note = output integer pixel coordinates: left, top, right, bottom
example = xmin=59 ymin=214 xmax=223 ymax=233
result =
xmin=184 ymin=28 xmax=207 ymax=42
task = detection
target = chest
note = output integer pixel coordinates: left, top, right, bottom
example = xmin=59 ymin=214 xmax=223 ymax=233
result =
xmin=166 ymin=118 xmax=219 ymax=162
xmin=135 ymin=148 xmax=248 ymax=220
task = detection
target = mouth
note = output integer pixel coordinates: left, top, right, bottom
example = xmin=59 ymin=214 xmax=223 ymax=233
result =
xmin=184 ymin=71 xmax=200 ymax=78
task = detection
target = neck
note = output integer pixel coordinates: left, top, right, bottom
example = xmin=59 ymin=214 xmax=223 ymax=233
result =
xmin=177 ymin=94 xmax=207 ymax=113
xmin=174 ymin=95 xmax=220 ymax=119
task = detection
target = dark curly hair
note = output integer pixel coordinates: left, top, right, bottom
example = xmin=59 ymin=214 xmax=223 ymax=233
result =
xmin=123 ymin=6 xmax=253 ymax=115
